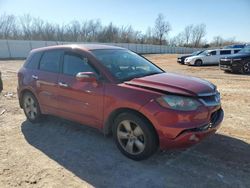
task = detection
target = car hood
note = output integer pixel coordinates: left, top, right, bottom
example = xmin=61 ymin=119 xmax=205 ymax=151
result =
xmin=221 ymin=53 xmax=250 ymax=59
xmin=125 ymin=73 xmax=216 ymax=96
xmin=187 ymin=55 xmax=204 ymax=59
xmin=178 ymin=54 xmax=191 ymax=59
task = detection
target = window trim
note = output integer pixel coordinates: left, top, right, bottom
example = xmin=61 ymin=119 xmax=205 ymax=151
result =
xmin=38 ymin=49 xmax=63 ymax=73
xmin=62 ymin=50 xmax=100 ymax=77
xmin=25 ymin=52 xmax=43 ymax=70
xmin=210 ymin=51 xmax=217 ymax=55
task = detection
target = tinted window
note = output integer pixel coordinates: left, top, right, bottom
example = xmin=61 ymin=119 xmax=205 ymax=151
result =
xmin=220 ymin=50 xmax=231 ymax=55
xmin=63 ymin=52 xmax=96 ymax=76
xmin=239 ymin=45 xmax=250 ymax=54
xmin=234 ymin=50 xmax=240 ymax=54
xmin=39 ymin=50 xmax=62 ymax=73
xmin=210 ymin=51 xmax=216 ymax=55
xmin=25 ymin=52 xmax=42 ymax=69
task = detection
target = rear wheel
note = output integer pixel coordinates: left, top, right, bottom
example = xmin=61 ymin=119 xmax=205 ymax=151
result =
xmin=22 ymin=92 xmax=42 ymax=123
xmin=241 ymin=62 xmax=250 ymax=74
xmin=113 ymin=112 xmax=158 ymax=160
xmin=195 ymin=59 xmax=203 ymax=66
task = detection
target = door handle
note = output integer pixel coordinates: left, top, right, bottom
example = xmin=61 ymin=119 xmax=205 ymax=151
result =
xmin=58 ymin=82 xmax=68 ymax=87
xmin=32 ymin=75 xmax=38 ymax=80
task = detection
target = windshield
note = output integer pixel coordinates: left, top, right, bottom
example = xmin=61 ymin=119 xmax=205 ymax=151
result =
xmin=91 ymin=49 xmax=163 ymax=82
xmin=238 ymin=45 xmax=250 ymax=54
xmin=191 ymin=50 xmax=203 ymax=56
xmin=200 ymin=50 xmax=209 ymax=56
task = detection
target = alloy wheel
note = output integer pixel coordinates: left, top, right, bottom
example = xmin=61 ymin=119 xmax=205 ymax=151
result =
xmin=117 ymin=120 xmax=146 ymax=155
xmin=243 ymin=62 xmax=250 ymax=74
xmin=23 ymin=95 xmax=38 ymax=120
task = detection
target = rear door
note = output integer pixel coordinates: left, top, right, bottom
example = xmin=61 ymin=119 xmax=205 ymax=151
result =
xmin=35 ymin=50 xmax=63 ymax=113
xmin=57 ymin=50 xmax=104 ymax=128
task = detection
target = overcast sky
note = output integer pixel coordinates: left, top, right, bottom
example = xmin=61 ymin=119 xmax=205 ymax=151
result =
xmin=1 ymin=0 xmax=249 ymax=42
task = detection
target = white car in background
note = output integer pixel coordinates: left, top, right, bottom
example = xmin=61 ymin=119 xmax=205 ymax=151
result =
xmin=184 ymin=48 xmax=241 ymax=66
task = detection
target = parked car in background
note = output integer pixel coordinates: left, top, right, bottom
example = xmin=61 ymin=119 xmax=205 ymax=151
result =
xmin=220 ymin=45 xmax=250 ymax=74
xmin=223 ymin=44 xmax=246 ymax=49
xmin=184 ymin=48 xmax=241 ymax=66
xmin=18 ymin=44 xmax=223 ymax=160
xmin=177 ymin=50 xmax=204 ymax=64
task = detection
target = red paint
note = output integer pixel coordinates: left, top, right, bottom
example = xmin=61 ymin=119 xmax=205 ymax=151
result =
xmin=17 ymin=45 xmax=224 ymax=151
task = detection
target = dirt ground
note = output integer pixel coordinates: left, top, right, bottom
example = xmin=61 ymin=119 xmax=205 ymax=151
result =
xmin=0 ymin=54 xmax=249 ymax=188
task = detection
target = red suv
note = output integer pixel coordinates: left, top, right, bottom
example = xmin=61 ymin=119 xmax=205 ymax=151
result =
xmin=17 ymin=45 xmax=224 ymax=160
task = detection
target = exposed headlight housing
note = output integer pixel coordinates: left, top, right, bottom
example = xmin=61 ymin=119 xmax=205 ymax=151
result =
xmin=156 ymin=95 xmax=201 ymax=111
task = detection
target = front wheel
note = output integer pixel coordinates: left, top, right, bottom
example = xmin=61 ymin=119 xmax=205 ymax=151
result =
xmin=113 ymin=113 xmax=158 ymax=160
xmin=194 ymin=59 xmax=203 ymax=66
xmin=22 ymin=92 xmax=43 ymax=123
xmin=241 ymin=62 xmax=250 ymax=74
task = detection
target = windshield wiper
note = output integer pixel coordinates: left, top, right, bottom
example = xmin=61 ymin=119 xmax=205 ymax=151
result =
xmin=143 ymin=72 xmax=163 ymax=77
xmin=121 ymin=72 xmax=163 ymax=82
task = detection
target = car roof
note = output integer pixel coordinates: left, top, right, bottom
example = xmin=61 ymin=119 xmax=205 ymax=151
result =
xmin=206 ymin=48 xmax=242 ymax=52
xmin=30 ymin=44 xmax=125 ymax=54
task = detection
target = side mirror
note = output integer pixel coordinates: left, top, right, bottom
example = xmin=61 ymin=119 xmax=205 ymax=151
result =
xmin=76 ymin=72 xmax=97 ymax=83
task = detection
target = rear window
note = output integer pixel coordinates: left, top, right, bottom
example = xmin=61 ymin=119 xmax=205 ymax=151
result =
xmin=39 ymin=50 xmax=62 ymax=73
xmin=220 ymin=50 xmax=231 ymax=55
xmin=25 ymin=52 xmax=42 ymax=69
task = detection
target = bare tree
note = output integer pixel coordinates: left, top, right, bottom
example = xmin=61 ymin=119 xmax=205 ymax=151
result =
xmin=211 ymin=36 xmax=224 ymax=47
xmin=183 ymin=25 xmax=193 ymax=46
xmin=170 ymin=33 xmax=185 ymax=46
xmin=210 ymin=36 xmax=238 ymax=47
xmin=154 ymin=13 xmax=171 ymax=45
xmin=0 ymin=13 xmax=242 ymax=47
xmin=98 ymin=22 xmax=119 ymax=42
xmin=19 ymin=14 xmax=33 ymax=40
xmin=0 ymin=14 xmax=17 ymax=39
xmin=190 ymin=24 xmax=206 ymax=47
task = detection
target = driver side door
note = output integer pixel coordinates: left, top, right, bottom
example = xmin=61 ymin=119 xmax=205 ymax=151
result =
xmin=207 ymin=50 xmax=218 ymax=64
xmin=57 ymin=50 xmax=104 ymax=128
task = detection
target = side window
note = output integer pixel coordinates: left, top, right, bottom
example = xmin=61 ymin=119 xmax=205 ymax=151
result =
xmin=39 ymin=50 xmax=62 ymax=73
xmin=220 ymin=50 xmax=231 ymax=55
xmin=234 ymin=50 xmax=240 ymax=54
xmin=63 ymin=52 xmax=96 ymax=76
xmin=210 ymin=51 xmax=216 ymax=55
xmin=25 ymin=52 xmax=42 ymax=69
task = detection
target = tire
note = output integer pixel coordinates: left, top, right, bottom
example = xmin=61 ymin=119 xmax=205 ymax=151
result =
xmin=241 ymin=62 xmax=250 ymax=74
xmin=194 ymin=59 xmax=202 ymax=66
xmin=22 ymin=92 xmax=43 ymax=123
xmin=113 ymin=112 xmax=158 ymax=160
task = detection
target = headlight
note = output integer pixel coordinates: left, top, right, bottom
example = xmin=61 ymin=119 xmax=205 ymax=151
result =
xmin=156 ymin=95 xmax=201 ymax=111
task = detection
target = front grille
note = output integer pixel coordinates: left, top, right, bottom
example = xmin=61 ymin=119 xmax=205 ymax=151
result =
xmin=220 ymin=59 xmax=231 ymax=66
xmin=210 ymin=109 xmax=222 ymax=126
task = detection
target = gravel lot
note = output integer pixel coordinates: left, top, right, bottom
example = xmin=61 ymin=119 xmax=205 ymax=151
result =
xmin=0 ymin=54 xmax=249 ymax=188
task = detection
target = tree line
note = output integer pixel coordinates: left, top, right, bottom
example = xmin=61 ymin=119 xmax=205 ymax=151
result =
xmin=0 ymin=13 xmax=240 ymax=48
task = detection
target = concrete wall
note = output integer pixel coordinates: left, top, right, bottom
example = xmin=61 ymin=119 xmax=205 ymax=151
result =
xmin=0 ymin=39 xmax=202 ymax=59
